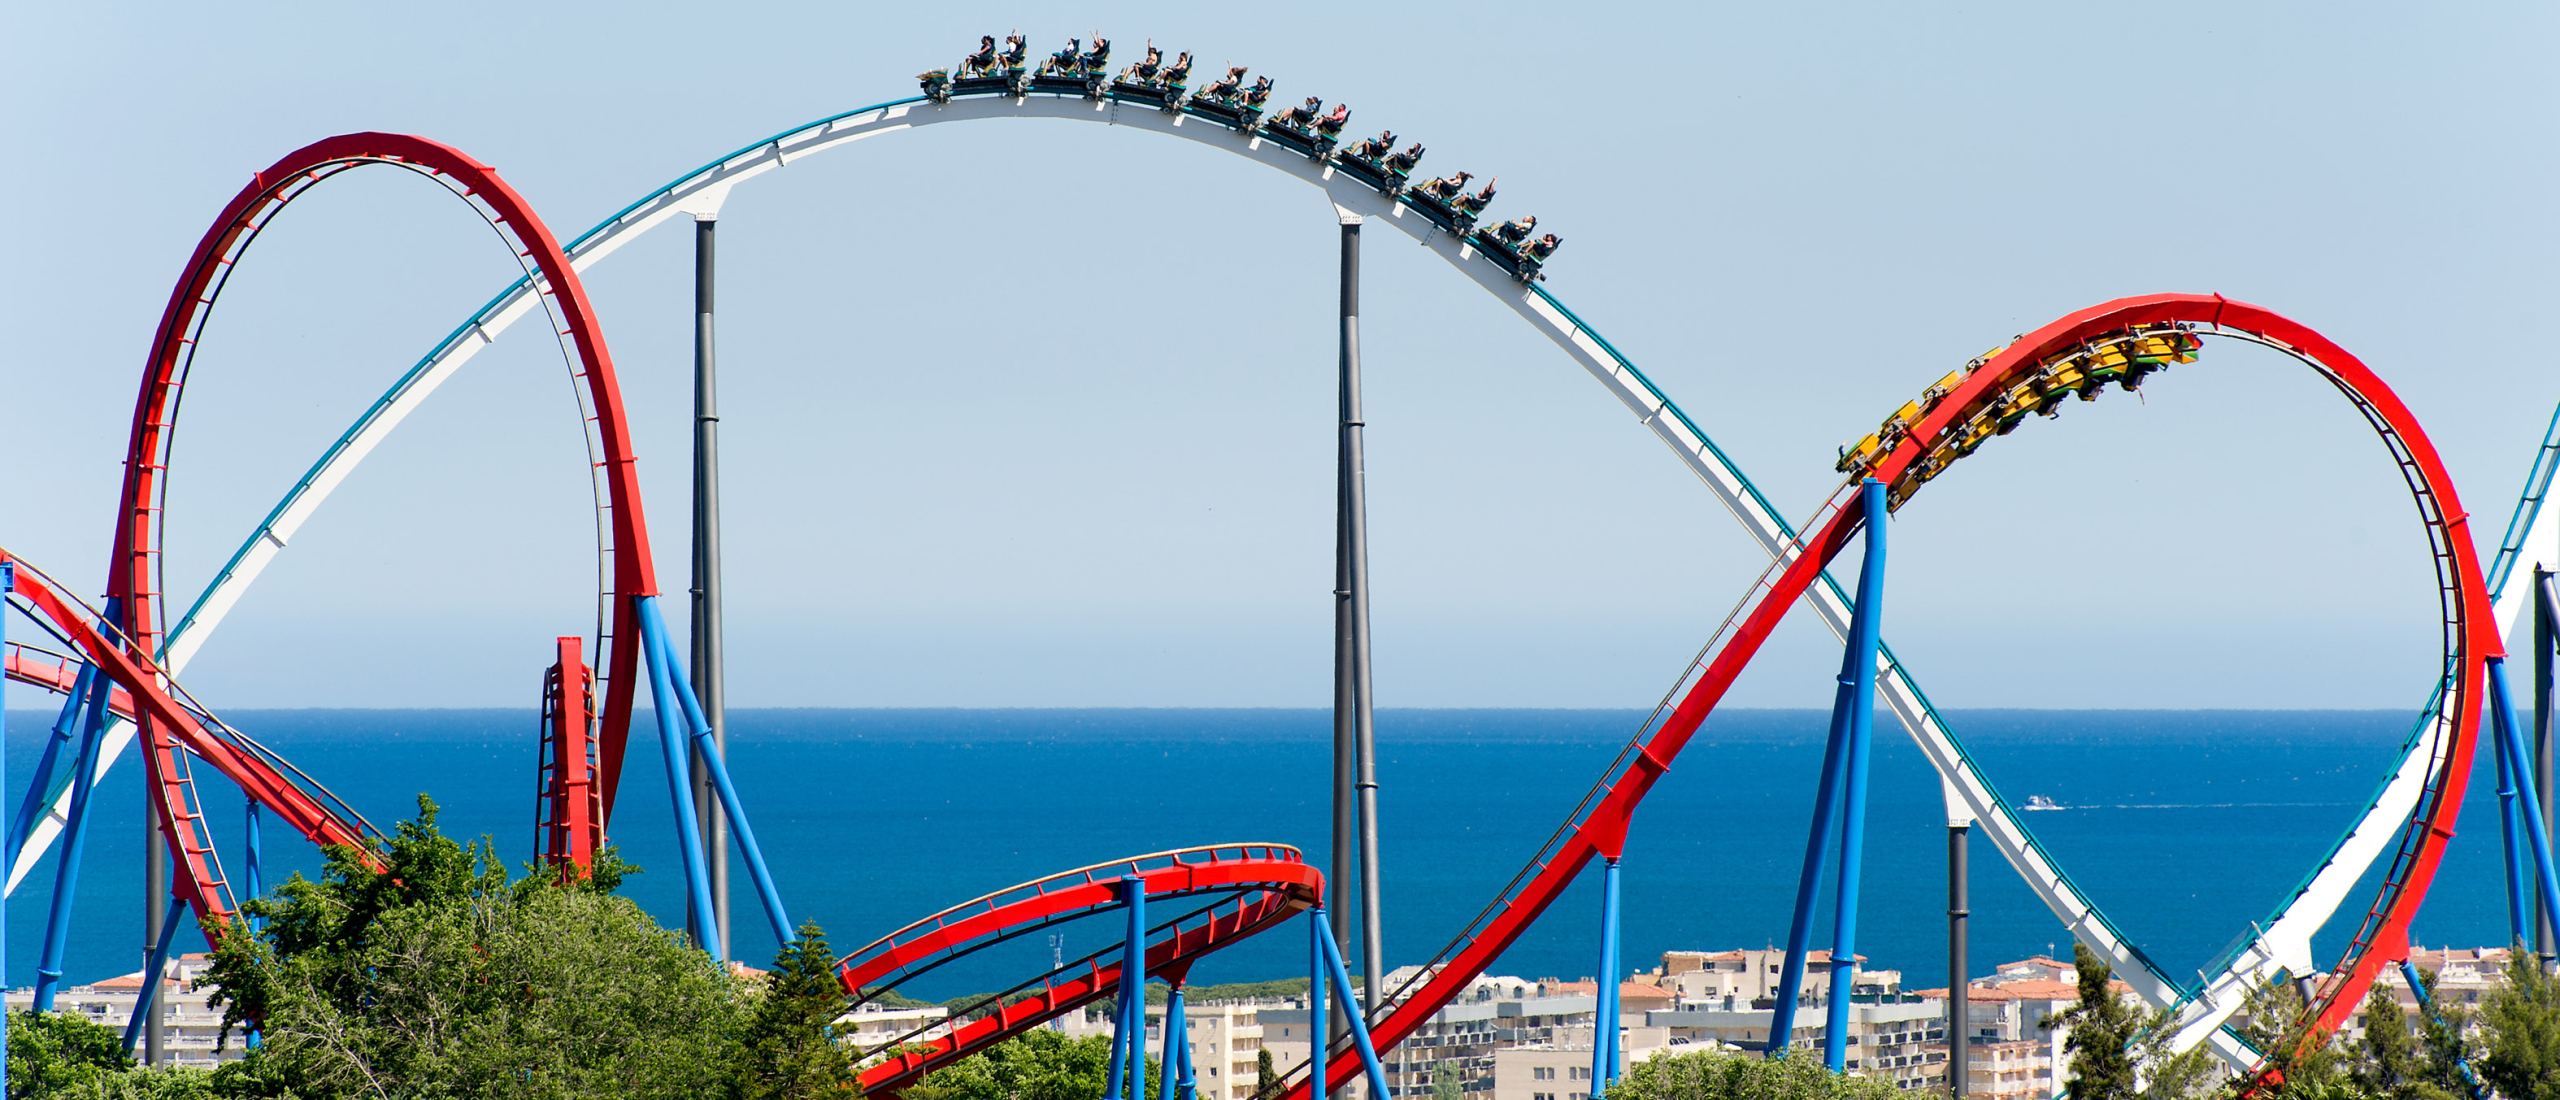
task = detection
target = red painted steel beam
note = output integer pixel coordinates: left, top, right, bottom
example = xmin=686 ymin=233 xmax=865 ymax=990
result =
xmin=102 ymin=133 xmax=660 ymax=839
xmin=1285 ymin=294 xmax=2489 ymax=1097
xmin=0 ymin=549 xmax=375 ymax=938
xmin=3 ymin=651 xmax=136 ymax=718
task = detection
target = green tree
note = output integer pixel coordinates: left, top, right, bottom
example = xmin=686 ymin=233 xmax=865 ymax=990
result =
xmin=2351 ymin=978 xmax=2468 ymax=1100
xmin=2045 ymin=943 xmax=2145 ymax=1100
xmin=200 ymin=796 xmax=743 ymax=1099
xmin=1257 ymin=1046 xmax=1278 ymax=1099
xmin=737 ymin=921 xmax=855 ymax=1099
xmin=2480 ymin=949 xmax=2560 ymax=1100
xmin=1432 ymin=1063 xmax=1463 ymax=1100
xmin=1605 ymin=1047 xmax=1898 ymax=1100
xmin=8 ymin=1009 xmax=133 ymax=1099
xmin=2236 ymin=976 xmax=2348 ymax=1097
xmin=909 ymin=1029 xmax=1156 ymax=1100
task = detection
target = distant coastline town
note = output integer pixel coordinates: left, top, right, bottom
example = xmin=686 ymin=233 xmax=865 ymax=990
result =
xmin=26 ymin=942 xmax=2519 ymax=1100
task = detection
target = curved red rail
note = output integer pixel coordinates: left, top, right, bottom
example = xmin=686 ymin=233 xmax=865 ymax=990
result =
xmin=0 ymin=550 xmax=373 ymax=936
xmin=1285 ymin=294 xmax=2487 ymax=1095
xmin=845 ymin=846 xmax=1322 ymax=1097
xmin=104 ymin=133 xmax=662 ymax=867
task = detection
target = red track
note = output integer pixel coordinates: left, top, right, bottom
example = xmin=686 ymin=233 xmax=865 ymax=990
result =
xmin=98 ymin=133 xmax=664 ymax=893
xmin=1284 ymin=294 xmax=2488 ymax=1095
xmin=842 ymin=846 xmax=1322 ymax=1097
xmin=0 ymin=552 xmax=373 ymax=933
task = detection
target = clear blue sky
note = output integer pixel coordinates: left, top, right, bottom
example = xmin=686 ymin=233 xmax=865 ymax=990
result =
xmin=3 ymin=2 xmax=2551 ymax=708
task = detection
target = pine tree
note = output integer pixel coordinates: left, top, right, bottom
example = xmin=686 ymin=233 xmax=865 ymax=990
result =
xmin=2480 ymin=950 xmax=2560 ymax=1100
xmin=2045 ymin=943 xmax=2141 ymax=1100
xmin=738 ymin=921 xmax=855 ymax=1100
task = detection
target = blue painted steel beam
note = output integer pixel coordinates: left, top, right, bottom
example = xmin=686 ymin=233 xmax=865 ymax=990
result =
xmin=1826 ymin=479 xmax=1890 ymax=1073
xmin=1107 ymin=876 xmax=1148 ymax=1100
xmin=1766 ymin=673 xmax=1853 ymax=1057
xmin=635 ymin=596 xmax=793 ymax=947
xmin=32 ymin=661 xmax=115 ymax=1010
xmin=120 ymin=896 xmax=189 ymax=1056
xmin=1161 ymin=982 xmax=1190 ymax=1100
xmin=10 ymin=661 xmax=95 ymax=861
xmin=1594 ymin=858 xmax=1621 ymax=1096
xmin=1313 ymin=906 xmax=1394 ymax=1100
xmin=2489 ymin=657 xmax=2560 ymax=940
xmin=632 ymin=594 xmax=722 ymax=960
xmin=2495 ymin=715 xmax=2533 ymax=946
xmin=1311 ymin=908 xmax=1329 ymax=1100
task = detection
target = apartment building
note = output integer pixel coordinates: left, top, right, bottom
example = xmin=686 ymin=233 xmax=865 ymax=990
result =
xmin=1644 ymin=996 xmax=1943 ymax=1090
xmin=1651 ymin=949 xmax=1903 ymax=1006
xmin=6 ymin=954 xmax=250 ymax=1067
xmin=839 ymin=1000 xmax=955 ymax=1056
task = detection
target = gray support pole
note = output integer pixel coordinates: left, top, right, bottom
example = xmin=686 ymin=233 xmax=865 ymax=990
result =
xmin=143 ymin=728 xmax=167 ymax=1066
xmin=1948 ymin=823 xmax=1969 ymax=1099
xmin=1329 ymin=213 xmax=1359 ymax=1055
xmin=2537 ymin=567 xmax=2555 ymax=959
xmin=1340 ymin=213 xmax=1385 ymax=1019
xmin=688 ymin=215 xmax=731 ymax=961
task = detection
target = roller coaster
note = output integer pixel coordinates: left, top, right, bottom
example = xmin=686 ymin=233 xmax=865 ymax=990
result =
xmin=8 ymin=33 xmax=2559 ymax=1098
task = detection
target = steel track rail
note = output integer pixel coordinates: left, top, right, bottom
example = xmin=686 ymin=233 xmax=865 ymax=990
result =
xmin=39 ymin=76 xmax=2482 ymax=1075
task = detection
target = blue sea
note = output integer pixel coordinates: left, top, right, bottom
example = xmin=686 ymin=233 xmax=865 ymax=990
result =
xmin=2 ymin=708 xmax=2520 ymax=1001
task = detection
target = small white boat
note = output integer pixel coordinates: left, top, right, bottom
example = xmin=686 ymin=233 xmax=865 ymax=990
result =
xmin=2024 ymin=795 xmax=2065 ymax=811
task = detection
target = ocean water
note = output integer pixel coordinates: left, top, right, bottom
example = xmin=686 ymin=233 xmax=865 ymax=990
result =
xmin=3 ymin=708 xmax=2518 ymax=1002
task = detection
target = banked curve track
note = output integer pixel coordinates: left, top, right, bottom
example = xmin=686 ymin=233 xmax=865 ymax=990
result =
xmin=12 ymin=72 xmax=2482 ymax=1076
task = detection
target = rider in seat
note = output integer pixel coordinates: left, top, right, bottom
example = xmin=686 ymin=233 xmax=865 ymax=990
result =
xmin=1417 ymin=172 xmax=1471 ymax=204
xmin=1044 ymin=39 xmax=1081 ymax=75
xmin=1163 ymin=51 xmax=1193 ymax=86
xmin=1384 ymin=142 xmax=1424 ymax=175
xmin=1080 ymin=36 xmax=1110 ymax=73
xmin=1348 ymin=130 xmax=1395 ymax=162
xmin=1454 ymin=176 xmax=1496 ymax=216
xmin=1280 ymin=96 xmax=1322 ymax=129
xmin=1315 ymin=103 xmax=1351 ymax=138
xmin=964 ymin=35 xmax=997 ymax=77
xmin=1203 ymin=66 xmax=1247 ymax=100
xmin=1243 ymin=76 xmax=1274 ymax=108
xmin=1125 ymin=41 xmax=1162 ymax=83
xmin=999 ymin=32 xmax=1028 ymax=71
xmin=1493 ymin=215 xmax=1537 ymax=248
xmin=1526 ymin=233 xmax=1562 ymax=260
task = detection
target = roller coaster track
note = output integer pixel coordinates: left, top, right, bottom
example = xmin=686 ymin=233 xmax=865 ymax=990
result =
xmin=0 ymin=549 xmax=376 ymax=935
xmin=8 ymin=61 xmax=2495 ymax=1079
xmin=1 ymin=133 xmax=664 ymax=911
xmin=836 ymin=845 xmax=1322 ymax=1094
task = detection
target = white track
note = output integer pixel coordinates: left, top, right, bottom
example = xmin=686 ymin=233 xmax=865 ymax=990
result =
xmin=18 ymin=87 xmax=2523 ymax=1070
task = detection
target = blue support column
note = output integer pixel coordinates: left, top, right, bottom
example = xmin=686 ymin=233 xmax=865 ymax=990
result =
xmin=120 ymin=896 xmax=188 ymax=1056
xmin=1161 ymin=982 xmax=1190 ymax=1100
xmin=33 ymin=665 xmax=115 ymax=1010
xmin=1766 ymin=688 xmax=1853 ymax=1057
xmin=245 ymin=799 xmax=263 ymax=1049
xmin=1107 ymin=877 xmax=1148 ymax=1100
xmin=1823 ymin=479 xmax=1888 ymax=1073
xmin=637 ymin=596 xmax=793 ymax=947
xmin=2496 ymin=716 xmax=2534 ymax=946
xmin=10 ymin=661 xmax=94 ymax=861
xmin=1594 ymin=858 xmax=1622 ymax=1096
xmin=1311 ymin=909 xmax=1330 ymax=1100
xmin=633 ymin=595 xmax=722 ymax=960
xmin=2489 ymin=658 xmax=2560 ymax=938
xmin=1314 ymin=907 xmax=1394 ymax=1100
